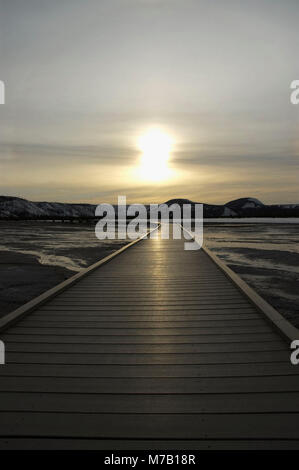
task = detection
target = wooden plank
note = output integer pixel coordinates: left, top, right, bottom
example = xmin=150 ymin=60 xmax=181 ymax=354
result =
xmin=0 ymin=375 xmax=299 ymax=394
xmin=59 ymin=291 xmax=245 ymax=298
xmin=27 ymin=309 xmax=260 ymax=317
xmin=0 ymin=413 xmax=298 ymax=439
xmin=37 ymin=304 xmax=261 ymax=311
xmin=6 ymin=325 xmax=272 ymax=335
xmin=2 ymin=332 xmax=278 ymax=344
xmin=44 ymin=299 xmax=250 ymax=306
xmin=25 ymin=312 xmax=261 ymax=320
xmin=1 ymin=438 xmax=298 ymax=450
xmin=51 ymin=297 xmax=247 ymax=303
xmin=0 ymin=392 xmax=299 ymax=413
xmin=14 ymin=319 xmax=267 ymax=328
xmin=5 ymin=350 xmax=289 ymax=364
xmin=5 ymin=340 xmax=285 ymax=354
xmin=0 ymin=362 xmax=296 ymax=378
xmin=65 ymin=286 xmax=239 ymax=292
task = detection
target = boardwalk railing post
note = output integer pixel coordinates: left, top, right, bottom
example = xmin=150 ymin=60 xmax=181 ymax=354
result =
xmin=0 ymin=340 xmax=4 ymax=364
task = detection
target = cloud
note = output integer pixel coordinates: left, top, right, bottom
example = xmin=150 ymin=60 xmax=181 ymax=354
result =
xmin=0 ymin=142 xmax=139 ymax=164
xmin=1 ymin=0 xmax=299 ymax=204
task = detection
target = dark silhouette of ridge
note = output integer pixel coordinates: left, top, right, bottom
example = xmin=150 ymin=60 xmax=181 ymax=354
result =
xmin=0 ymin=195 xmax=299 ymax=219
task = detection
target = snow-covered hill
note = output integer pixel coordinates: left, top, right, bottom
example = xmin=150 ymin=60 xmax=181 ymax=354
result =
xmin=165 ymin=197 xmax=299 ymax=218
xmin=1 ymin=195 xmax=299 ymax=219
xmin=0 ymin=196 xmax=97 ymax=219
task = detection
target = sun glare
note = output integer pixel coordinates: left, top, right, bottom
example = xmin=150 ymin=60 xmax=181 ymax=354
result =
xmin=137 ymin=129 xmax=173 ymax=182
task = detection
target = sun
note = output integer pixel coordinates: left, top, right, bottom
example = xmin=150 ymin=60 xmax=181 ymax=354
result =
xmin=137 ymin=129 xmax=173 ymax=181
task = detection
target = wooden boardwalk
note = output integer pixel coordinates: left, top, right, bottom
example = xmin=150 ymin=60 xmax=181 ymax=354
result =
xmin=0 ymin=226 xmax=299 ymax=449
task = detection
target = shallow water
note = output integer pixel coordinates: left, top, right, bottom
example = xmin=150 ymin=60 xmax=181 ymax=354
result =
xmin=0 ymin=221 xmax=148 ymax=271
xmin=203 ymin=223 xmax=299 ymax=326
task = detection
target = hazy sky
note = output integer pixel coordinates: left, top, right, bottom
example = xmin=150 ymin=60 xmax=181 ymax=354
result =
xmin=1 ymin=0 xmax=299 ymax=204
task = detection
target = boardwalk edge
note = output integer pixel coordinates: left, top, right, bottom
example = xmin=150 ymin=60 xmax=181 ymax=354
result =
xmin=0 ymin=225 xmax=159 ymax=333
xmin=180 ymin=223 xmax=298 ymax=343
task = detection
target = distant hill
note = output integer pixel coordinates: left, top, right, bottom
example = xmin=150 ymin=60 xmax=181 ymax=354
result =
xmin=0 ymin=195 xmax=299 ymax=219
xmin=163 ymin=197 xmax=299 ymax=218
xmin=0 ymin=196 xmax=97 ymax=219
